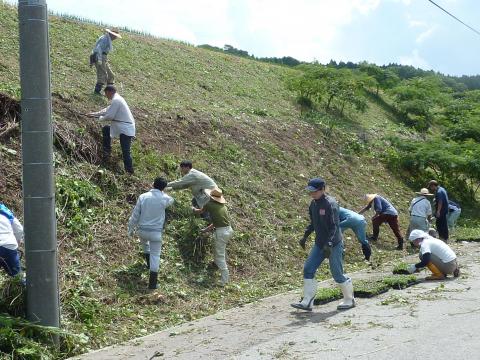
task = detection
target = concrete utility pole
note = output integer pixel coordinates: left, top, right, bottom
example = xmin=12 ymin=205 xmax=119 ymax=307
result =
xmin=18 ymin=0 xmax=60 ymax=331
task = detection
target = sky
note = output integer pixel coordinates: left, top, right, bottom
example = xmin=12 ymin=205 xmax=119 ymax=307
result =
xmin=7 ymin=0 xmax=480 ymax=75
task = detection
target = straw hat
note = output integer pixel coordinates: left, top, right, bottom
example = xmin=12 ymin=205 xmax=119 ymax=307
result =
xmin=106 ymin=28 xmax=122 ymax=39
xmin=205 ymin=188 xmax=226 ymax=204
xmin=364 ymin=193 xmax=377 ymax=204
xmin=415 ymin=188 xmax=433 ymax=196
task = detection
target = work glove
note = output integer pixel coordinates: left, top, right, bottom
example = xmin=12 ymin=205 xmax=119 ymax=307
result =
xmin=323 ymin=243 xmax=333 ymax=258
xmin=299 ymin=237 xmax=307 ymax=250
xmin=407 ymin=264 xmax=417 ymax=274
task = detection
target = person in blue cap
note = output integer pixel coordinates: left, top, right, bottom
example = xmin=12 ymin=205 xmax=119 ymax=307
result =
xmin=0 ymin=203 xmax=24 ymax=279
xmin=339 ymin=207 xmax=371 ymax=261
xmin=291 ymin=178 xmax=355 ymax=311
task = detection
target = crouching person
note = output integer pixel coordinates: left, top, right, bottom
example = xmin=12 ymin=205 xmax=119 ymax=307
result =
xmin=0 ymin=203 xmax=24 ymax=281
xmin=193 ymin=188 xmax=233 ymax=286
xmin=128 ymin=178 xmax=174 ymax=290
xmin=407 ymin=229 xmax=460 ymax=280
xmin=291 ymin=178 xmax=355 ymax=312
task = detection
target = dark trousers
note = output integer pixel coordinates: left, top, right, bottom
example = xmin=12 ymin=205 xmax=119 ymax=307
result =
xmin=0 ymin=246 xmax=21 ymax=276
xmin=436 ymin=214 xmax=449 ymax=241
xmin=102 ymin=126 xmax=134 ymax=173
xmin=372 ymin=214 xmax=403 ymax=242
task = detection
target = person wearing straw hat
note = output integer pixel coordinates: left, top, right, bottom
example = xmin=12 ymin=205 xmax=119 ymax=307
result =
xmin=359 ymin=194 xmax=404 ymax=250
xmin=192 ymin=188 xmax=233 ymax=285
xmin=291 ymin=178 xmax=355 ymax=312
xmin=407 ymin=188 xmax=433 ymax=238
xmin=407 ymin=229 xmax=460 ymax=280
xmin=91 ymin=28 xmax=122 ymax=94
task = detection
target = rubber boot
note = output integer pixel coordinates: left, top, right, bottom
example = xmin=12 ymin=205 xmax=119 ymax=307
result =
xmin=291 ymin=279 xmax=317 ymax=311
xmin=426 ymin=262 xmax=446 ymax=280
xmin=143 ymin=253 xmax=150 ymax=269
xmin=396 ymin=238 xmax=404 ymax=250
xmin=148 ymin=271 xmax=158 ymax=290
xmin=220 ymin=269 xmax=229 ymax=286
xmin=94 ymin=83 xmax=103 ymax=94
xmin=337 ymin=278 xmax=355 ymax=310
xmin=361 ymin=243 xmax=372 ymax=261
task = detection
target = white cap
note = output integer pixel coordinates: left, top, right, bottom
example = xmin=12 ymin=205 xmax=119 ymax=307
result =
xmin=409 ymin=229 xmax=428 ymax=242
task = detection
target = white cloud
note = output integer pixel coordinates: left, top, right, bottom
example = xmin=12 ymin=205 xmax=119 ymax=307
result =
xmin=416 ymin=25 xmax=438 ymax=44
xmin=399 ymin=49 xmax=430 ymax=69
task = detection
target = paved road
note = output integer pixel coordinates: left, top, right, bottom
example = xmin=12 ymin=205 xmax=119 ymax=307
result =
xmin=74 ymin=241 xmax=480 ymax=360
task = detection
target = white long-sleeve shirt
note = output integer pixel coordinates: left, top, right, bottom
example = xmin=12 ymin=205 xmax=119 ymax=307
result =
xmin=92 ymin=93 xmax=136 ymax=138
xmin=128 ymin=190 xmax=174 ymax=233
xmin=0 ymin=215 xmax=23 ymax=250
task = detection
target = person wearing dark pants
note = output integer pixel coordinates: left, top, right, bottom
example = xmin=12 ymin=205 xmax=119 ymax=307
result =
xmin=291 ymin=178 xmax=355 ymax=312
xmin=0 ymin=203 xmax=24 ymax=281
xmin=88 ymin=85 xmax=136 ymax=174
xmin=428 ymin=180 xmax=449 ymax=242
xmin=102 ymin=126 xmax=134 ymax=173
xmin=359 ymin=194 xmax=404 ymax=250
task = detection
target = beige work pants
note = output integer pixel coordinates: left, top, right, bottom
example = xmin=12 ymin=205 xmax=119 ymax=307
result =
xmin=95 ymin=56 xmax=115 ymax=85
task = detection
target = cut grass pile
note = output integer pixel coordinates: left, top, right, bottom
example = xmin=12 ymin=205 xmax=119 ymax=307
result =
xmin=314 ymin=274 xmax=418 ymax=305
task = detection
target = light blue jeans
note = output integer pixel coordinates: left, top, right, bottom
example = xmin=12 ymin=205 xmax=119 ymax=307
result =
xmin=303 ymin=242 xmax=347 ymax=284
xmin=340 ymin=219 xmax=368 ymax=246
xmin=447 ymin=209 xmax=461 ymax=230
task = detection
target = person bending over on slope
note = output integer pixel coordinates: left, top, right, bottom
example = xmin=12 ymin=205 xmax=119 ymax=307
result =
xmin=359 ymin=193 xmax=404 ymax=250
xmin=339 ymin=207 xmax=371 ymax=261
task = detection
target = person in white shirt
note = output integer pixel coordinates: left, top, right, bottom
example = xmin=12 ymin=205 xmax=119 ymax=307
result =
xmin=0 ymin=203 xmax=23 ymax=278
xmin=128 ymin=178 xmax=174 ymax=290
xmin=87 ymin=86 xmax=136 ymax=174
xmin=407 ymin=188 xmax=433 ymax=238
xmin=407 ymin=229 xmax=460 ymax=280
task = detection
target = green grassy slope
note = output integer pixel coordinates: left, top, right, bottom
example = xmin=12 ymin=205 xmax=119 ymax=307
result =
xmin=0 ymin=2 xmax=473 ymax=357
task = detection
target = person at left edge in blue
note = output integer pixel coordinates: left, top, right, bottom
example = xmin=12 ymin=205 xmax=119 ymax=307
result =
xmin=339 ymin=207 xmax=371 ymax=261
xmin=291 ymin=178 xmax=355 ymax=311
xmin=0 ymin=202 xmax=24 ymax=282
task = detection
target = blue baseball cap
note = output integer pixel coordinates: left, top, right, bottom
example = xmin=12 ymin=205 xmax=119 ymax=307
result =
xmin=306 ymin=178 xmax=326 ymax=192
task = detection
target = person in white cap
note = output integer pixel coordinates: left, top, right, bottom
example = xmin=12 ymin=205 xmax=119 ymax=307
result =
xmin=90 ymin=28 xmax=122 ymax=94
xmin=192 ymin=188 xmax=233 ymax=285
xmin=407 ymin=188 xmax=433 ymax=238
xmin=407 ymin=229 xmax=460 ymax=280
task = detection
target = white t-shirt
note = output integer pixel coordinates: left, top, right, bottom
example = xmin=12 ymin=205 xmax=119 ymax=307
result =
xmin=0 ymin=215 xmax=23 ymax=250
xmin=420 ymin=237 xmax=456 ymax=263
xmin=409 ymin=196 xmax=432 ymax=218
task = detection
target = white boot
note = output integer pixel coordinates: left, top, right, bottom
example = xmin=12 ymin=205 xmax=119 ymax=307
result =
xmin=337 ymin=278 xmax=355 ymax=310
xmin=291 ymin=279 xmax=317 ymax=311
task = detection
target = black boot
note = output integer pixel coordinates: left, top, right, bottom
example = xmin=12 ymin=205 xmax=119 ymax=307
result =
xmin=148 ymin=271 xmax=158 ymax=290
xmin=143 ymin=253 xmax=150 ymax=269
xmin=396 ymin=238 xmax=404 ymax=250
xmin=361 ymin=243 xmax=372 ymax=261
xmin=94 ymin=83 xmax=103 ymax=94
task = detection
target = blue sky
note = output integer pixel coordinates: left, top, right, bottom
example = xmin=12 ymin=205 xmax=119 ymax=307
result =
xmin=8 ymin=0 xmax=480 ymax=75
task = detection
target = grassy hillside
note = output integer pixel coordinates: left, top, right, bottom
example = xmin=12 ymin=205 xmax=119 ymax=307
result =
xmin=0 ymin=2 xmax=478 ymax=358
